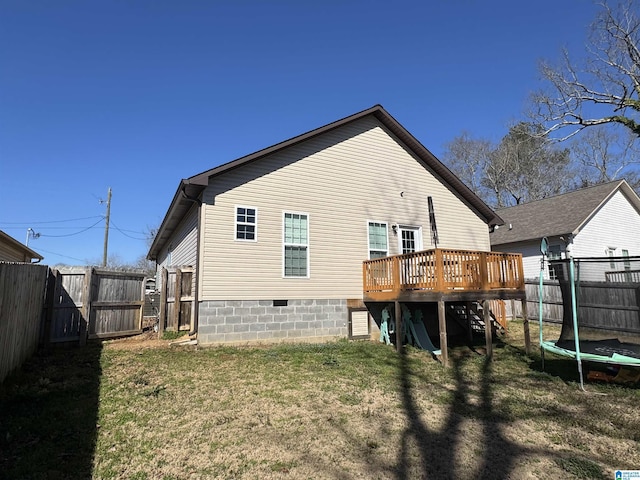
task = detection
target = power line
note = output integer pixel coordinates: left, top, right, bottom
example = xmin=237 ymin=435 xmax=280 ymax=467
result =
xmin=38 ymin=218 xmax=105 ymax=238
xmin=0 ymin=215 xmax=104 ymax=225
xmin=110 ymin=220 xmax=148 ymax=241
xmin=34 ymin=247 xmax=89 ymax=263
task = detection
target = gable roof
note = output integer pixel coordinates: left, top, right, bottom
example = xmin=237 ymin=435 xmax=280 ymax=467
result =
xmin=0 ymin=230 xmax=43 ymax=262
xmin=148 ymin=105 xmax=502 ymax=260
xmin=490 ymin=180 xmax=640 ymax=246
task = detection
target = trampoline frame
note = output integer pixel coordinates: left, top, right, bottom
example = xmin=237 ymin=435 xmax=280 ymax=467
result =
xmin=538 ymin=239 xmax=640 ymax=388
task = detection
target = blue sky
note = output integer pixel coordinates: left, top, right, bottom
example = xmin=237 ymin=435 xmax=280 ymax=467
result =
xmin=0 ymin=0 xmax=600 ymax=266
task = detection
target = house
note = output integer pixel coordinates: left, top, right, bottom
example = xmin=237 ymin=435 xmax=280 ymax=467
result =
xmin=0 ymin=230 xmax=43 ymax=263
xmin=148 ymin=105 xmax=522 ymax=350
xmin=490 ymin=180 xmax=640 ymax=280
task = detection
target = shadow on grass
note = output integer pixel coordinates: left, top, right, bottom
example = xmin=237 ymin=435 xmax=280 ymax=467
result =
xmin=0 ymin=342 xmax=102 ymax=480
xmin=393 ymin=350 xmax=525 ymax=479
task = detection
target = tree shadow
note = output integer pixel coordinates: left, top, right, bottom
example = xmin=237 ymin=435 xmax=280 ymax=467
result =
xmin=393 ymin=350 xmax=526 ymax=479
xmin=0 ymin=342 xmax=102 ymax=480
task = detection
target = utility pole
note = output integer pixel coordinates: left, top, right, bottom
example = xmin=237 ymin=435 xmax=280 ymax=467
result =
xmin=102 ymin=187 xmax=112 ymax=267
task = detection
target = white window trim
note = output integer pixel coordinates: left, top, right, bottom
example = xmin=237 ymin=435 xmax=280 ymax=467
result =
xmin=367 ymin=220 xmax=389 ymax=259
xmin=282 ymin=210 xmax=310 ymax=278
xmin=235 ymin=205 xmax=258 ymax=242
xmin=397 ymin=225 xmax=423 ymax=253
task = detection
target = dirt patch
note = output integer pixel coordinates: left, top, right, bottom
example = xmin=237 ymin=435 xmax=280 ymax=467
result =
xmin=101 ymin=330 xmax=188 ymax=351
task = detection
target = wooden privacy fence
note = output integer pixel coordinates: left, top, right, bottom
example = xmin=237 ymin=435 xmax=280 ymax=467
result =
xmin=0 ymin=263 xmax=49 ymax=383
xmin=158 ymin=266 xmax=194 ymax=333
xmin=513 ymin=280 xmax=640 ymax=335
xmin=44 ymin=267 xmax=146 ymax=344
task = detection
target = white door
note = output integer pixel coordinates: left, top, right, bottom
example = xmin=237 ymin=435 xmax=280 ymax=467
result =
xmin=399 ymin=226 xmax=423 ymax=253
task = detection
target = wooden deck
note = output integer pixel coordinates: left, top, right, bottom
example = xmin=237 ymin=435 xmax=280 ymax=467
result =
xmin=363 ymin=249 xmax=529 ymax=365
xmin=363 ymin=248 xmax=525 ymax=303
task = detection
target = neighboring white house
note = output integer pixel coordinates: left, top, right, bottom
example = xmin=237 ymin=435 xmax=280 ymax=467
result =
xmin=148 ymin=105 xmax=503 ymax=346
xmin=0 ymin=230 xmax=43 ymax=263
xmin=490 ymin=180 xmax=640 ymax=280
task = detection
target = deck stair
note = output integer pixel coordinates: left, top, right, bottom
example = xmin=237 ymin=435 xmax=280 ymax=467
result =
xmin=446 ymin=302 xmax=506 ymax=337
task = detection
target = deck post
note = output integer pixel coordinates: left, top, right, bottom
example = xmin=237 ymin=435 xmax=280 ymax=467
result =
xmin=395 ymin=301 xmax=402 ymax=354
xmin=521 ymin=298 xmax=531 ymax=355
xmin=438 ymin=299 xmax=448 ymax=367
xmin=483 ymin=299 xmax=493 ymax=360
xmin=479 ymin=252 xmax=489 ymax=291
xmin=435 ymin=249 xmax=445 ymax=292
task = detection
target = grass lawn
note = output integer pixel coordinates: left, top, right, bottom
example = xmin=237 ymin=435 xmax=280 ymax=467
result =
xmin=1 ymin=321 xmax=639 ymax=479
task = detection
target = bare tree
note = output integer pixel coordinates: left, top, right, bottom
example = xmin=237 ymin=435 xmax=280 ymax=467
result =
xmin=443 ymin=123 xmax=574 ymax=208
xmin=532 ymin=1 xmax=640 ymax=140
xmin=571 ymin=124 xmax=640 ymax=188
xmin=442 ymin=132 xmax=492 ymax=199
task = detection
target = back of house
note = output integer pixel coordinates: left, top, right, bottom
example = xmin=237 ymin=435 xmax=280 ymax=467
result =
xmin=148 ymin=106 xmax=501 ymax=345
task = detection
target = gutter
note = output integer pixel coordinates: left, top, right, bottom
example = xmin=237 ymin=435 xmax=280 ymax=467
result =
xmin=181 ymin=185 xmax=202 ymax=337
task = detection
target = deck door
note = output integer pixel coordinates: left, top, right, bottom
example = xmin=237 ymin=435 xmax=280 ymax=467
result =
xmin=399 ymin=226 xmax=423 ymax=253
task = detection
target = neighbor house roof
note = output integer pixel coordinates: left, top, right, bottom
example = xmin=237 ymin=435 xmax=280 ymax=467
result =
xmin=0 ymin=230 xmax=44 ymax=263
xmin=490 ymin=180 xmax=640 ymax=246
xmin=148 ymin=105 xmax=503 ymax=260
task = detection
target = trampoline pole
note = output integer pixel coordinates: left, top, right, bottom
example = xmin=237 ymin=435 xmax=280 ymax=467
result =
xmin=539 ymin=243 xmax=546 ymax=372
xmin=569 ymin=253 xmax=585 ymax=391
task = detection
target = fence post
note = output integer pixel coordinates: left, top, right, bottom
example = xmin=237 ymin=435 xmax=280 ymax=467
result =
xmin=173 ymin=268 xmax=182 ymax=330
xmin=79 ymin=267 xmax=92 ymax=346
xmin=159 ymin=268 xmax=167 ymax=337
xmin=41 ymin=268 xmax=57 ymax=346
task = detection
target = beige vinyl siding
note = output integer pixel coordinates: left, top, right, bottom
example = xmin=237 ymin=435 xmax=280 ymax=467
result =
xmin=0 ymin=242 xmax=31 ymax=262
xmin=200 ymin=116 xmax=490 ymax=301
xmin=156 ymin=205 xmax=199 ymax=290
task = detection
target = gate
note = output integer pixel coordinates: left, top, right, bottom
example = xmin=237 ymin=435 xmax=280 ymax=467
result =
xmin=158 ymin=266 xmax=194 ymax=333
xmin=44 ymin=267 xmax=145 ymax=344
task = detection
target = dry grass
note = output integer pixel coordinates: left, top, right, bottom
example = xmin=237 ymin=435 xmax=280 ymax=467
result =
xmin=1 ymin=321 xmax=639 ymax=479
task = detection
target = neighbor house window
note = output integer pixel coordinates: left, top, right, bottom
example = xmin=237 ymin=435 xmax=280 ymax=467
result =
xmin=607 ymin=247 xmax=617 ymax=269
xmin=236 ymin=206 xmax=256 ymax=241
xmin=547 ymin=245 xmax=562 ymax=280
xmin=283 ymin=212 xmax=308 ymax=277
xmin=623 ymin=249 xmax=630 ymax=270
xmin=368 ymin=222 xmax=388 ymax=259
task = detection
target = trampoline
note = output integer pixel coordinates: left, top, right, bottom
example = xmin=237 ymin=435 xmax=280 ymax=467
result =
xmin=538 ymin=239 xmax=640 ymax=387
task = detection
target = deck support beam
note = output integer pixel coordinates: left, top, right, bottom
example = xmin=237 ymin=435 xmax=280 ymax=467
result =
xmin=521 ymin=299 xmax=531 ymax=355
xmin=438 ymin=300 xmax=448 ymax=367
xmin=395 ymin=301 xmax=402 ymax=354
xmin=483 ymin=299 xmax=493 ymax=360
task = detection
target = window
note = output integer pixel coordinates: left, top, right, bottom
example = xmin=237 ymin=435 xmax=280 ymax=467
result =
xmin=547 ymin=245 xmax=562 ymax=280
xmin=283 ymin=212 xmax=308 ymax=277
xmin=623 ymin=249 xmax=630 ymax=271
xmin=368 ymin=222 xmax=388 ymax=259
xmin=236 ymin=206 xmax=256 ymax=241
xmin=607 ymin=247 xmax=617 ymax=268
xmin=398 ymin=226 xmax=422 ymax=253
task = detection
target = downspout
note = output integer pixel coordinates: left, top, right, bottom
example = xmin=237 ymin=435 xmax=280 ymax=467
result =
xmin=181 ymin=185 xmax=202 ymax=337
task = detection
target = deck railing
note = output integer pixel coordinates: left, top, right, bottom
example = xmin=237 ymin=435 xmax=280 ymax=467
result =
xmin=363 ymin=248 xmax=524 ymax=295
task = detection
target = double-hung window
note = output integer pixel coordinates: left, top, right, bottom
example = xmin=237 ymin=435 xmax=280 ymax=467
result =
xmin=236 ymin=206 xmax=256 ymax=241
xmin=368 ymin=222 xmax=388 ymax=259
xmin=283 ymin=212 xmax=308 ymax=277
xmin=547 ymin=245 xmax=562 ymax=280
